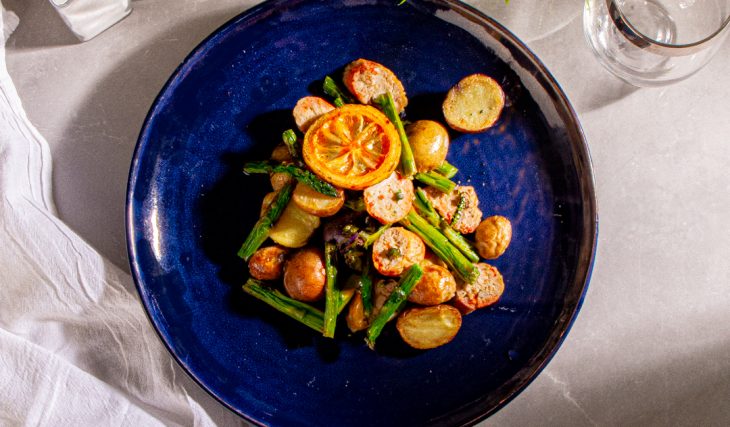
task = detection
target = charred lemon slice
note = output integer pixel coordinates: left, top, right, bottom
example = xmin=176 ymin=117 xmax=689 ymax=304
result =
xmin=303 ymin=104 xmax=401 ymax=190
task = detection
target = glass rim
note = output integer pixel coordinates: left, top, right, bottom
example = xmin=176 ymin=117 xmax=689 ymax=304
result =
xmin=607 ymin=0 xmax=730 ymax=56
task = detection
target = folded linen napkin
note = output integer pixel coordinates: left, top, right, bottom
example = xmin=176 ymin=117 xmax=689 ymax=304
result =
xmin=0 ymin=5 xmax=236 ymax=426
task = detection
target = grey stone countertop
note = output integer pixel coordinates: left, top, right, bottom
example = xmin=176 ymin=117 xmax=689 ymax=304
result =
xmin=6 ymin=0 xmax=729 ymax=425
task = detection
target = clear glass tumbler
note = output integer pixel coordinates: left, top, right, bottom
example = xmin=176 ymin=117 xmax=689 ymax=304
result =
xmin=584 ymin=0 xmax=730 ymax=86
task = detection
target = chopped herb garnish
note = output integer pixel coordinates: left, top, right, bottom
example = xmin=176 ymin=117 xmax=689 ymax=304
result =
xmin=386 ymin=247 xmax=402 ymax=258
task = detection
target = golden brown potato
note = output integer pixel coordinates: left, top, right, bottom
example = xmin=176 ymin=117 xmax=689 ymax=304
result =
xmin=453 ymin=263 xmax=504 ymax=314
xmin=346 ymin=292 xmax=369 ymax=333
xmin=408 ymin=264 xmax=457 ymax=306
xmin=248 ymin=246 xmax=288 ymax=281
xmin=405 ymin=120 xmax=449 ymax=172
xmin=270 ymin=143 xmax=292 ymax=163
xmin=292 ymin=182 xmax=345 ymax=217
xmin=283 ymin=247 xmax=326 ymax=302
xmin=260 ymin=192 xmax=277 ymax=216
xmin=372 ymin=227 xmax=425 ymax=277
xmin=268 ymin=202 xmax=320 ymax=248
xmin=270 ymin=172 xmax=293 ymax=191
xmin=442 ymin=74 xmax=505 ymax=133
xmin=475 ymin=215 xmax=512 ymax=259
xmin=420 ymin=249 xmax=447 ymax=268
xmin=396 ymin=305 xmax=462 ymax=350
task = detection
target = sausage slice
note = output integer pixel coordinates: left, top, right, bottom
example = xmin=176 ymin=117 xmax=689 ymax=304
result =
xmin=293 ymin=96 xmax=335 ymax=132
xmin=453 ymin=263 xmax=504 ymax=314
xmin=424 ymin=185 xmax=482 ymax=234
xmin=363 ymin=172 xmax=414 ymax=224
xmin=372 ymin=227 xmax=425 ymax=277
xmin=343 ymin=58 xmax=408 ymax=113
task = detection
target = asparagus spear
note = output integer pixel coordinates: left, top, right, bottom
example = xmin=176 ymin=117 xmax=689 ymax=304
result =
xmin=243 ymin=161 xmax=338 ymax=197
xmin=434 ymin=161 xmax=458 ymax=179
xmin=323 ymin=76 xmax=354 ymax=107
xmin=323 ymin=242 xmax=340 ymax=338
xmin=451 ymin=193 xmax=467 ymax=225
xmin=281 ymin=129 xmax=300 ymax=161
xmin=337 ymin=288 xmax=355 ymax=314
xmin=243 ymin=279 xmax=324 ymax=332
xmin=366 ymin=264 xmax=423 ymax=349
xmin=414 ymin=188 xmax=479 ymax=263
xmin=237 ymin=182 xmax=294 ymax=260
xmin=401 ymin=210 xmax=478 ymax=283
xmin=360 ymin=258 xmax=374 ymax=316
xmin=414 ymin=171 xmax=456 ymax=193
xmin=374 ymin=92 xmax=417 ymax=177
xmin=364 ymin=223 xmax=391 ymax=248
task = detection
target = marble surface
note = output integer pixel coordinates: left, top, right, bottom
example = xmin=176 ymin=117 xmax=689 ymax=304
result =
xmin=6 ymin=0 xmax=729 ymax=425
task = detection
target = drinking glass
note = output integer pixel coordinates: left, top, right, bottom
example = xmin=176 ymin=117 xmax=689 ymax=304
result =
xmin=584 ymin=0 xmax=730 ymax=86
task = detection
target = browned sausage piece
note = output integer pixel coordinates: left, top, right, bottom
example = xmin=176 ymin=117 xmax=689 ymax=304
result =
xmin=293 ymin=96 xmax=335 ymax=132
xmin=283 ymin=247 xmax=326 ymax=302
xmin=343 ymin=58 xmax=408 ymax=113
xmin=408 ymin=264 xmax=456 ymax=306
xmin=452 ymin=263 xmax=504 ymax=314
xmin=424 ymin=185 xmax=483 ymax=234
xmin=248 ymin=246 xmax=288 ymax=281
xmin=372 ymin=227 xmax=425 ymax=277
xmin=371 ymin=279 xmax=398 ymax=320
xmin=363 ymin=172 xmax=414 ymax=224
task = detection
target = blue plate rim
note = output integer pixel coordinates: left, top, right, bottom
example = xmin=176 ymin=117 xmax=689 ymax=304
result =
xmin=125 ymin=0 xmax=599 ymax=425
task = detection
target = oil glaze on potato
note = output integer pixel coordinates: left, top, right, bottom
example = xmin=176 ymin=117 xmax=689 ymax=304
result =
xmin=283 ymin=247 xmax=326 ymax=302
xmin=346 ymin=292 xmax=369 ymax=332
xmin=442 ymin=73 xmax=505 ymax=133
xmin=396 ymin=305 xmax=462 ymax=350
xmin=408 ymin=264 xmax=456 ymax=306
xmin=248 ymin=246 xmax=288 ymax=281
xmin=405 ymin=120 xmax=449 ymax=172
xmin=268 ymin=202 xmax=320 ymax=248
xmin=292 ymin=182 xmax=345 ymax=217
xmin=475 ymin=215 xmax=512 ymax=259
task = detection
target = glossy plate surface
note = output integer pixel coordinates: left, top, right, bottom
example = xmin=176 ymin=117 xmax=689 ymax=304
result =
xmin=127 ymin=1 xmax=598 ymax=425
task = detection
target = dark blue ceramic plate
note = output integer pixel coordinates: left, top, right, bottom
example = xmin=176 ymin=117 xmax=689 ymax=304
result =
xmin=127 ymin=0 xmax=597 ymax=425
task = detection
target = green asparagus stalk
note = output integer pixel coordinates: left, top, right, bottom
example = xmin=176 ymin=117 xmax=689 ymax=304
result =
xmin=338 ymin=288 xmax=355 ymax=314
xmin=413 ymin=188 xmax=440 ymax=227
xmin=237 ymin=182 xmax=294 ymax=260
xmin=281 ymin=129 xmax=300 ymax=160
xmin=366 ymin=264 xmax=423 ymax=349
xmin=414 ymin=171 xmax=456 ymax=193
xmin=434 ymin=161 xmax=458 ymax=179
xmin=451 ymin=193 xmax=467 ymax=225
xmin=374 ymin=92 xmax=417 ymax=177
xmin=243 ymin=161 xmax=338 ymax=197
xmin=401 ymin=210 xmax=478 ymax=283
xmin=364 ymin=224 xmax=391 ymax=248
xmin=323 ymin=242 xmax=340 ymax=338
xmin=344 ymin=197 xmax=366 ymax=212
xmin=323 ymin=76 xmax=354 ymax=106
xmin=414 ymin=189 xmax=479 ymax=263
xmin=360 ymin=259 xmax=374 ymax=316
xmin=243 ymin=279 xmax=324 ymax=332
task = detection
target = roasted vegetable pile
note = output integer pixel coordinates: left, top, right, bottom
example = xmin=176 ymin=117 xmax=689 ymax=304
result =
xmin=239 ymin=59 xmax=512 ymax=350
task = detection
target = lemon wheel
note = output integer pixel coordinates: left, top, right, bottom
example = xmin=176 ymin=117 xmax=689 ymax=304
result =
xmin=302 ymin=104 xmax=401 ymax=190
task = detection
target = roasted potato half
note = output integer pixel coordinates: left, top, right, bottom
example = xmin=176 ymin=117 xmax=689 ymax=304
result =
xmin=292 ymin=182 xmax=345 ymax=217
xmin=397 ymin=305 xmax=462 ymax=350
xmin=283 ymin=247 xmax=326 ymax=302
xmin=268 ymin=201 xmax=321 ymax=248
xmin=248 ymin=246 xmax=288 ymax=281
xmin=408 ymin=264 xmax=457 ymax=306
xmin=406 ymin=120 xmax=449 ymax=172
xmin=442 ymin=74 xmax=505 ymax=133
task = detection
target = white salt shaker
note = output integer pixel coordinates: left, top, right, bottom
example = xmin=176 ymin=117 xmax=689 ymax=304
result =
xmin=49 ymin=0 xmax=132 ymax=42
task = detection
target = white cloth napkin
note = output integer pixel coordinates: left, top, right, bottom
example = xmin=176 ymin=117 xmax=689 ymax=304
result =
xmin=0 ymin=6 xmax=230 ymax=426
